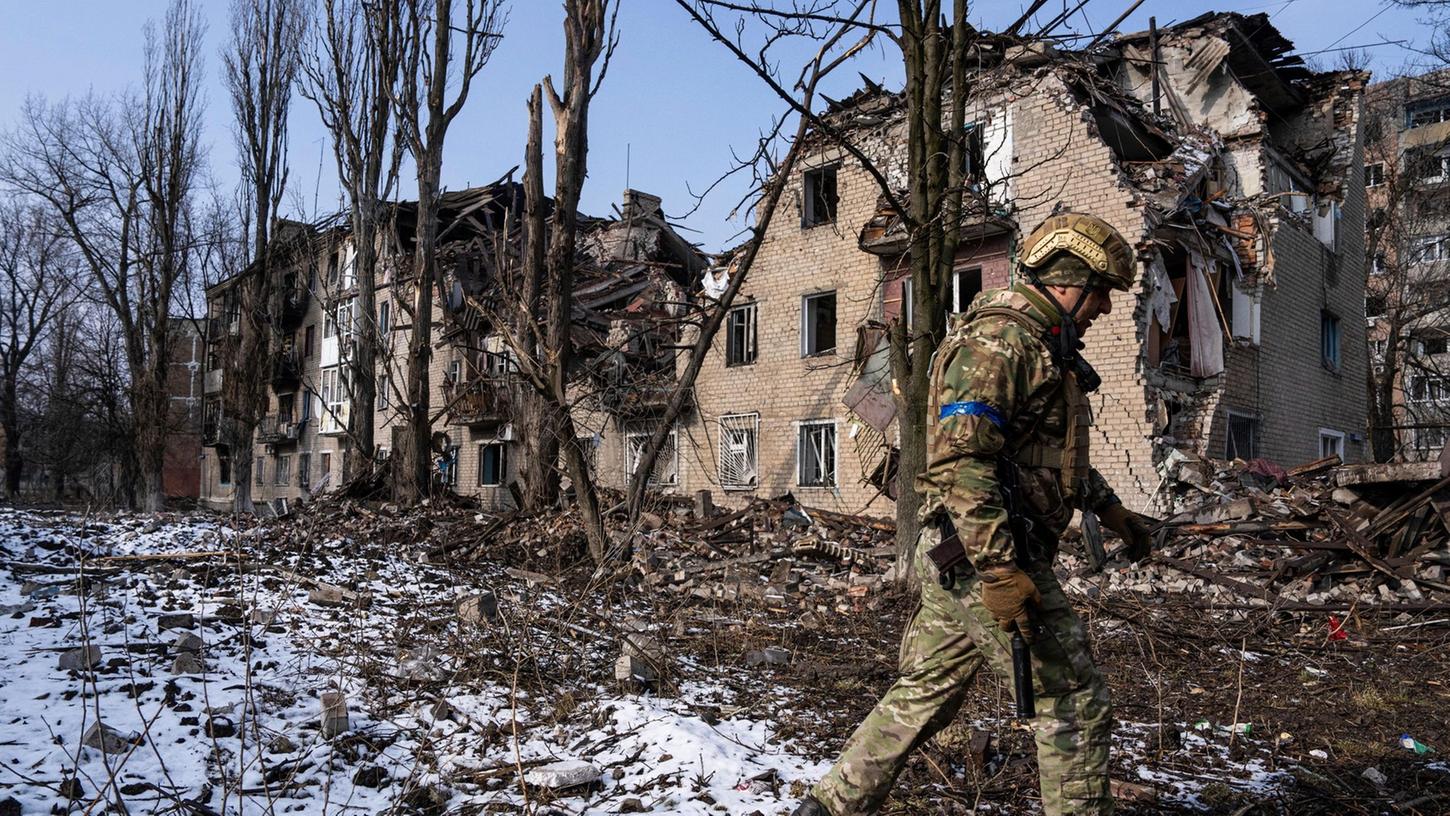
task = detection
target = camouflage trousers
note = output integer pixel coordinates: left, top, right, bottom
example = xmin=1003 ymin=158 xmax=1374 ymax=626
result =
xmin=811 ymin=527 xmax=1113 ymax=815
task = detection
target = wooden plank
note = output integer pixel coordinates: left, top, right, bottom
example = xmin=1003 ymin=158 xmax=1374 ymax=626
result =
xmin=1286 ymin=454 xmax=1340 ymax=479
xmin=1335 ymin=461 xmax=1442 ymax=487
xmin=1155 ymin=556 xmax=1278 ymax=602
xmin=1168 ymin=519 xmax=1322 ymax=536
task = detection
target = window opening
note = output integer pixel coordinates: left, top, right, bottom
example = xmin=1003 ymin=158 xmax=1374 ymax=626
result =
xmin=802 ymin=165 xmax=838 ymax=227
xmin=718 ymin=414 xmax=759 ymax=489
xmin=798 ymin=420 xmax=837 ymax=487
xmin=802 ymin=291 xmax=837 ymax=356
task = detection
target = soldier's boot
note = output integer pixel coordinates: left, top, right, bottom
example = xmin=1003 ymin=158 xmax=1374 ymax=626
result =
xmin=790 ymin=795 xmax=830 ymax=816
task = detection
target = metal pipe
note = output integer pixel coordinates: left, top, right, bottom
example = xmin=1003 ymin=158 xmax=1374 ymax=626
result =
xmin=1086 ymin=0 xmax=1151 ymax=50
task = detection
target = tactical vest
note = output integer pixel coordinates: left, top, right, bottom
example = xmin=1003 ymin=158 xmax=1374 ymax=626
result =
xmin=967 ymin=303 xmax=1093 ymax=503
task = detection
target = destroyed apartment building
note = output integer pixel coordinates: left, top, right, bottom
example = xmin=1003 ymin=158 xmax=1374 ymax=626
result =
xmin=1362 ymin=68 xmax=1450 ymax=461
xmin=198 ymin=184 xmax=707 ymax=513
xmin=202 ymin=12 xmax=1368 ymax=519
xmin=658 ymin=11 xmax=1370 ymax=516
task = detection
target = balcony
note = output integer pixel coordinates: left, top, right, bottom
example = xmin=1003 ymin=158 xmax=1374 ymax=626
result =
xmin=270 ymin=350 xmax=301 ymax=389
xmin=202 ymin=418 xmax=222 ymax=447
xmin=204 ymin=368 xmax=223 ymax=394
xmin=276 ymin=286 xmax=309 ymax=328
xmin=445 ymin=378 xmax=512 ymax=426
xmin=597 ymin=367 xmax=692 ymax=420
xmin=256 ymin=414 xmax=303 ymax=445
xmin=208 ymin=316 xmax=240 ymax=341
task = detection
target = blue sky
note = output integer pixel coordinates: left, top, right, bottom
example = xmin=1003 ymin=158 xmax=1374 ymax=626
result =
xmin=0 ymin=1 xmax=1433 ymax=253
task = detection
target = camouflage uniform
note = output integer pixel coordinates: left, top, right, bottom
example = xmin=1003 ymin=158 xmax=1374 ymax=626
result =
xmin=811 ymin=283 xmax=1119 ymax=816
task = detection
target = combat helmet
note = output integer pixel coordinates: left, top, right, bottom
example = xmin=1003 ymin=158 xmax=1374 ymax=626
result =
xmin=1020 ymin=213 xmax=1135 ymax=291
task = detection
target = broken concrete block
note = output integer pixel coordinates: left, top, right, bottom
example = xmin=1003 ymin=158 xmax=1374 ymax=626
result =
xmin=170 ymin=652 xmax=204 ymax=675
xmin=614 ymin=653 xmax=657 ymax=684
xmin=308 ymin=584 xmax=348 ymax=607
xmin=81 ymin=722 xmax=139 ymax=754
xmin=173 ymin=632 xmax=204 ymax=655
xmin=523 ymin=760 xmax=600 ymax=790
xmin=157 ymin=613 xmax=194 ymax=631
xmin=320 ymin=691 xmax=349 ymax=738
xmin=250 ymin=609 xmax=276 ymax=626
xmin=457 ymin=592 xmax=499 ymax=624
xmin=58 ymin=645 xmax=102 ymax=671
xmin=743 ymin=646 xmax=790 ymax=667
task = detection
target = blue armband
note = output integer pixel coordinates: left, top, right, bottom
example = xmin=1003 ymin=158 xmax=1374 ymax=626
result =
xmin=939 ymin=400 xmax=1005 ymax=428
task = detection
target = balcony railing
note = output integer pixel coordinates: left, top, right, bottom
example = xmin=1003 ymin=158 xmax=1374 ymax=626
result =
xmin=202 ymin=418 xmax=221 ymax=447
xmin=256 ymin=414 xmax=303 ymax=445
xmin=444 ymin=378 xmax=512 ymax=426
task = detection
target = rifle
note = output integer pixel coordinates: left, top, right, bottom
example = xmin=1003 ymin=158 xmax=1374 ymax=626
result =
xmin=923 ymin=459 xmax=1038 ymax=720
xmin=995 ymin=456 xmax=1037 ymax=720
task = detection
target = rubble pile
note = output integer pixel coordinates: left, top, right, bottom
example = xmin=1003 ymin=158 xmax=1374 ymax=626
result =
xmin=1072 ymin=452 xmax=1450 ymax=610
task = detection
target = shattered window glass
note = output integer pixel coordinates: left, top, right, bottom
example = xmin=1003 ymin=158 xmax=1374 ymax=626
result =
xmin=802 ymin=291 xmax=837 ymax=356
xmin=719 ymin=414 xmax=759 ymax=489
xmin=798 ymin=420 xmax=836 ymax=487
xmin=726 ymin=302 xmax=757 ymax=366
xmin=625 ymin=422 xmax=678 ymax=487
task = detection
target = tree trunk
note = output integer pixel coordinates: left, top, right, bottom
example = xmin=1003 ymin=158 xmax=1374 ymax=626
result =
xmin=398 ymin=172 xmax=439 ymax=502
xmin=350 ymin=230 xmax=378 ymax=476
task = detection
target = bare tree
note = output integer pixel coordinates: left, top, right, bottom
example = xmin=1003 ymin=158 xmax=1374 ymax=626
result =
xmin=221 ymin=0 xmax=307 ymax=513
xmin=505 ymin=0 xmax=620 ymax=560
xmin=385 ymin=0 xmax=507 ymax=502
xmin=0 ymin=0 xmax=209 ymax=510
xmin=0 ymin=202 xmax=78 ymax=497
xmin=300 ymin=0 xmax=405 ymax=482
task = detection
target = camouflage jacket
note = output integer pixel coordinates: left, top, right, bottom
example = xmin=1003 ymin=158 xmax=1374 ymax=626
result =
xmin=916 ymin=284 xmax=1119 ymax=570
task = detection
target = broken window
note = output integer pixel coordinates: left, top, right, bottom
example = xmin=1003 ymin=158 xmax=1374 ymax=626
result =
xmin=961 ymin=123 xmax=985 ymax=183
xmin=1321 ymin=310 xmax=1342 ymax=371
xmin=255 ymin=456 xmax=266 ymax=487
xmin=299 ymin=453 xmax=311 ymax=490
xmin=320 ymin=452 xmax=332 ymax=484
xmin=1226 ymin=411 xmax=1257 ymax=460
xmin=802 ymin=165 xmax=838 ymax=228
xmin=1408 ymin=147 xmax=1450 ymax=183
xmin=1366 ymin=294 xmax=1387 ymax=319
xmin=1408 ymin=96 xmax=1450 ymax=129
xmin=1150 ymin=248 xmax=1225 ymax=376
xmin=477 ymin=442 xmax=507 ymax=487
xmin=797 ymin=420 xmax=836 ymax=487
xmin=304 ymin=325 xmax=316 ymax=357
xmin=625 ymin=422 xmax=678 ymax=487
xmin=1428 ymin=337 xmax=1448 ymax=355
xmin=802 ymin=291 xmax=837 ymax=356
xmin=485 ymin=351 xmax=510 ymax=377
xmin=218 ymin=448 xmax=232 ymax=486
xmin=320 ymin=367 xmax=348 ymax=433
xmin=1372 ymin=252 xmax=1388 ymax=276
xmin=376 ymin=376 xmax=389 ymax=410
xmin=378 ymin=301 xmax=390 ymax=335
xmin=275 ymin=455 xmax=291 ymax=486
xmin=725 ymin=302 xmax=758 ymax=366
xmin=1365 ymin=163 xmax=1384 ymax=187
xmin=1318 ymin=429 xmax=1346 ymax=460
xmin=951 ymin=268 xmax=983 ymax=314
xmin=444 ymin=445 xmax=460 ymax=488
xmin=718 ymin=413 xmax=759 ymax=489
xmin=323 ymin=307 xmax=336 ymax=339
xmin=1413 ymin=234 xmax=1450 ymax=265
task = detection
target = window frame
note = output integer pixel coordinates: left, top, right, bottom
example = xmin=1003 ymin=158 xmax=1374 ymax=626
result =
xmin=624 ymin=422 xmax=679 ymax=487
xmin=275 ymin=455 xmax=291 ymax=487
xmin=718 ymin=413 xmax=760 ymax=490
xmin=1365 ymin=162 xmax=1384 ymax=187
xmin=1318 ymin=428 xmax=1346 ymax=460
xmin=1225 ymin=409 xmax=1258 ymax=461
xmin=725 ymin=301 xmax=758 ymax=366
xmin=1321 ymin=310 xmax=1342 ymax=372
xmin=801 ymin=164 xmax=839 ymax=228
xmin=801 ymin=290 xmax=838 ymax=357
xmin=796 ymin=419 xmax=838 ymax=488
xmin=477 ymin=441 xmax=507 ymax=487
xmin=255 ymin=456 xmax=267 ymax=487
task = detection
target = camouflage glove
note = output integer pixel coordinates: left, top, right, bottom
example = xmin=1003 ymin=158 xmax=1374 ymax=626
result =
xmin=979 ymin=566 xmax=1043 ymax=642
xmin=1100 ymin=502 xmax=1152 ymax=563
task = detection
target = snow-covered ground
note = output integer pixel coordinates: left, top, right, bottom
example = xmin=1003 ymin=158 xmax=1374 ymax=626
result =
xmin=0 ymin=508 xmax=827 ymax=815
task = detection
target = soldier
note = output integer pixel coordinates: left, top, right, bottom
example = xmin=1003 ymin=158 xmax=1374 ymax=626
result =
xmin=793 ymin=213 xmax=1153 ymax=816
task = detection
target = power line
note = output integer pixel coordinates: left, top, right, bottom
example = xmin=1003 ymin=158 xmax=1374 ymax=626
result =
xmin=1321 ymin=5 xmax=1394 ymax=53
